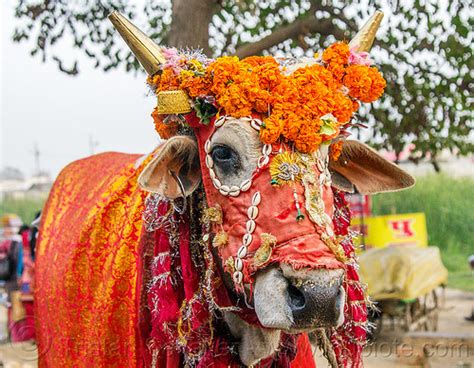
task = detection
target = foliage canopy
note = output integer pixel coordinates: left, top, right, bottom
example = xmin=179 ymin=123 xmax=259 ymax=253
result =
xmin=12 ymin=0 xmax=473 ymax=167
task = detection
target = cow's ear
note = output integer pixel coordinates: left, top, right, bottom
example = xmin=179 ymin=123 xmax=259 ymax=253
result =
xmin=329 ymin=140 xmax=415 ymax=195
xmin=138 ymin=136 xmax=201 ymax=199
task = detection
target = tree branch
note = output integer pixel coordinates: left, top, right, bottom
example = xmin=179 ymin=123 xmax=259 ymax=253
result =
xmin=235 ymin=14 xmax=345 ymax=58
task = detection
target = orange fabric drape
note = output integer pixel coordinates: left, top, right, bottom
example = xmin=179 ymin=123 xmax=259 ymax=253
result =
xmin=35 ymin=152 xmax=148 ymax=367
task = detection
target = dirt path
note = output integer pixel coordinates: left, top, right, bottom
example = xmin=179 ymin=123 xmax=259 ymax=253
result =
xmin=1 ymin=288 xmax=473 ymax=367
xmin=317 ymin=288 xmax=473 ymax=367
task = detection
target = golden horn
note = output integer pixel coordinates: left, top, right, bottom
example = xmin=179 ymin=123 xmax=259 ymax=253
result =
xmin=349 ymin=10 xmax=384 ymax=53
xmin=108 ymin=11 xmax=166 ymax=75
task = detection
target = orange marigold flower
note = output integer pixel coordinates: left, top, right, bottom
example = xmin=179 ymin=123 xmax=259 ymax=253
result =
xmin=294 ymin=119 xmax=323 ymax=153
xmin=242 ymin=56 xmax=279 ymax=67
xmin=208 ymin=56 xmax=246 ymax=93
xmin=180 ymin=76 xmax=211 ymax=98
xmin=332 ymin=92 xmax=355 ymax=123
xmin=322 ymin=42 xmax=350 ymax=66
xmin=329 ymin=140 xmax=344 ymax=161
xmin=282 ymin=114 xmax=303 ymax=142
xmin=352 ymin=99 xmax=360 ymax=112
xmin=260 ymin=115 xmax=284 ymax=144
xmin=343 ymin=65 xmax=386 ymax=103
xmin=327 ymin=63 xmax=345 ymax=85
xmin=156 ymin=68 xmax=180 ymax=92
xmin=364 ymin=67 xmax=386 ymax=102
xmin=151 ymin=108 xmax=178 ymax=139
xmin=216 ymin=83 xmax=253 ymax=117
xmin=253 ymin=63 xmax=284 ymax=91
xmin=147 ymin=74 xmax=160 ymax=88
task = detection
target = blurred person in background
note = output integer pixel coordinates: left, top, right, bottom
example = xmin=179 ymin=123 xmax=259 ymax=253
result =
xmin=0 ymin=214 xmax=23 ymax=295
xmin=0 ymin=214 xmax=37 ymax=342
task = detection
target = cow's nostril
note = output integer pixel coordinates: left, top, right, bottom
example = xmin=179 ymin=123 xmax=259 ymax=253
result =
xmin=288 ymin=284 xmax=306 ymax=310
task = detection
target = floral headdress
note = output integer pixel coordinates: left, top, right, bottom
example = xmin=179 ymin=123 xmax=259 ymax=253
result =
xmin=109 ymin=11 xmax=385 ymax=157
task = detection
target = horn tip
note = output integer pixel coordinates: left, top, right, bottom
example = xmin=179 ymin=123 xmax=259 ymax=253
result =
xmin=108 ymin=10 xmax=120 ymax=22
xmin=349 ymin=10 xmax=384 ymax=53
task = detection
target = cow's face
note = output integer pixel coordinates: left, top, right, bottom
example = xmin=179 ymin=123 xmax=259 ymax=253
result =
xmin=138 ymin=116 xmax=414 ymax=348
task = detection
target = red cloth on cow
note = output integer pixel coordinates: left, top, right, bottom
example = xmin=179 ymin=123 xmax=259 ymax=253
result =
xmin=35 ymin=153 xmax=148 ymax=367
xmin=140 ymin=200 xmax=317 ymax=367
xmin=189 ymin=114 xmax=343 ymax=289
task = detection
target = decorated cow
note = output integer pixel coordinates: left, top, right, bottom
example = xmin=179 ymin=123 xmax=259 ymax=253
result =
xmin=35 ymin=10 xmax=414 ymax=368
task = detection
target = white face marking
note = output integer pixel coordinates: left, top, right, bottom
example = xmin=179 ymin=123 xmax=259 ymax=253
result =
xmin=209 ymin=118 xmax=262 ymax=187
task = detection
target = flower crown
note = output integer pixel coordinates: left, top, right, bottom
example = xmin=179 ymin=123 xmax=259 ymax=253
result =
xmin=147 ymin=43 xmax=385 ymax=155
xmin=109 ymin=11 xmax=385 ymax=157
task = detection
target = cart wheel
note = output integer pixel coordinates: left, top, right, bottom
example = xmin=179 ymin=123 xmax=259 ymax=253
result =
xmin=404 ymin=303 xmax=412 ymax=331
xmin=368 ymin=307 xmax=383 ymax=341
xmin=406 ymin=297 xmax=424 ymax=331
xmin=425 ymin=289 xmax=439 ymax=331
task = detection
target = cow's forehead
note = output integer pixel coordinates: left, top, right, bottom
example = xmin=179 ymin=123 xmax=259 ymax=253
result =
xmin=211 ymin=116 xmax=330 ymax=159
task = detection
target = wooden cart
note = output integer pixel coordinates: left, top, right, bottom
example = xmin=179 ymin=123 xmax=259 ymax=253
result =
xmin=359 ymin=246 xmax=448 ymax=336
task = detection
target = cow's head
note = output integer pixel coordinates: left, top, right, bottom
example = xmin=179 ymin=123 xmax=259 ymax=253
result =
xmin=110 ymin=11 xmax=414 ymax=366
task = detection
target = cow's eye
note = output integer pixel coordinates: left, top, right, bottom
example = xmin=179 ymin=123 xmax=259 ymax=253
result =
xmin=211 ymin=144 xmax=241 ymax=173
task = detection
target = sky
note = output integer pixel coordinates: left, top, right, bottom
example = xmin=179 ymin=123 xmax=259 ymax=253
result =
xmin=1 ymin=1 xmax=159 ymax=178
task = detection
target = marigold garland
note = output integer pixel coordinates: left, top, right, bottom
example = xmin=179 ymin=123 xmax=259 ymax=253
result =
xmin=151 ymin=108 xmax=178 ymax=139
xmin=329 ymin=140 xmax=345 ymax=161
xmin=147 ymin=42 xmax=386 ymax=153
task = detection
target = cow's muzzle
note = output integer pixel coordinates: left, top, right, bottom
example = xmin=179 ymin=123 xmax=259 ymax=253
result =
xmin=286 ymin=269 xmax=345 ymax=329
xmin=254 ymin=266 xmax=345 ymax=331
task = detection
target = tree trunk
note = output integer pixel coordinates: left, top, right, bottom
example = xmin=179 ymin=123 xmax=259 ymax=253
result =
xmin=431 ymin=159 xmax=441 ymax=173
xmin=167 ymin=0 xmax=217 ymax=55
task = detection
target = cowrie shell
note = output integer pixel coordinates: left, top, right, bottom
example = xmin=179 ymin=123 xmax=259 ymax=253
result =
xmin=237 ymin=246 xmax=248 ymax=258
xmin=212 ymin=177 xmax=222 ymax=189
xmin=229 ymin=188 xmax=241 ymax=197
xmin=204 ymin=140 xmax=211 ymax=153
xmin=246 ymin=220 xmax=256 ymax=233
xmin=221 ymin=185 xmax=230 ymax=192
xmin=247 ymin=206 xmax=258 ymax=220
xmin=263 ymin=144 xmax=272 ymax=156
xmin=317 ymin=159 xmax=325 ymax=172
xmin=251 ymin=119 xmax=262 ymax=131
xmin=206 ymin=155 xmax=214 ymax=169
xmin=235 ymin=258 xmax=243 ymax=271
xmin=219 ymin=185 xmax=230 ymax=196
xmin=214 ymin=117 xmax=225 ymax=127
xmin=240 ymin=179 xmax=252 ymax=192
xmin=209 ymin=169 xmax=217 ymax=180
xmin=258 ymin=155 xmax=270 ymax=168
xmin=233 ymin=271 xmax=243 ymax=284
xmin=243 ymin=233 xmax=253 ymax=246
xmin=252 ymin=192 xmax=261 ymax=206
xmin=202 ymin=234 xmax=210 ymax=242
xmin=319 ymin=173 xmax=326 ymax=185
